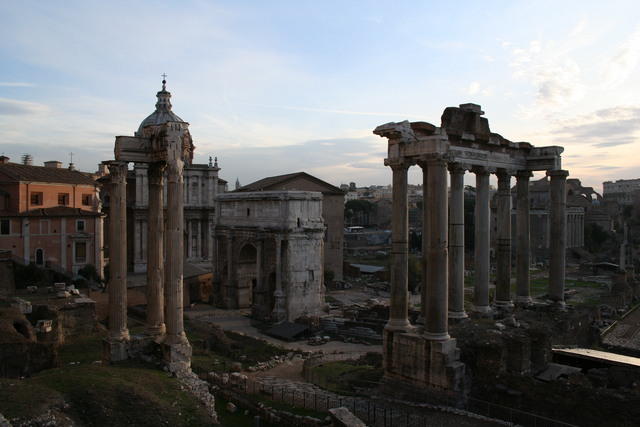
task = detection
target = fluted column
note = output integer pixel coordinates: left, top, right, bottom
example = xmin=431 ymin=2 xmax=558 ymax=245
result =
xmin=516 ymin=171 xmax=532 ymax=304
xmin=387 ymin=160 xmax=411 ymax=331
xmin=146 ymin=162 xmax=166 ymax=336
xmin=473 ymin=167 xmax=491 ymax=313
xmin=424 ymin=156 xmax=449 ymax=340
xmin=448 ymin=163 xmax=467 ymax=319
xmin=495 ymin=170 xmax=513 ymax=308
xmin=107 ymin=161 xmax=130 ymax=343
xmin=164 ymin=159 xmax=188 ymax=344
xmin=548 ymin=170 xmax=568 ymax=305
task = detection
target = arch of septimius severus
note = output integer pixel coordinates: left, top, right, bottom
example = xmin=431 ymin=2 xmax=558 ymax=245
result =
xmin=103 ymin=79 xmax=192 ymax=372
xmin=374 ymin=103 xmax=568 ymax=393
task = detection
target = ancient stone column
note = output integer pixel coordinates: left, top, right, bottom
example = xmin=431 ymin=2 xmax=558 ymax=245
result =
xmin=548 ymin=170 xmax=568 ymax=305
xmin=424 ymin=157 xmax=450 ymax=339
xmin=387 ymin=161 xmax=411 ymax=331
xmin=516 ymin=171 xmax=532 ymax=304
xmin=272 ymin=236 xmax=286 ymax=322
xmin=106 ymin=161 xmax=129 ymax=359
xmin=146 ymin=162 xmax=166 ymax=336
xmin=473 ymin=167 xmax=491 ymax=313
xmin=495 ymin=170 xmax=513 ymax=308
xmin=164 ymin=159 xmax=188 ymax=345
xmin=419 ymin=161 xmax=430 ymax=323
xmin=448 ymin=163 xmax=467 ymax=319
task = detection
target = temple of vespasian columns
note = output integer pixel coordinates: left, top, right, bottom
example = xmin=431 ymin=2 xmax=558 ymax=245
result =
xmin=103 ymin=79 xmax=193 ymax=372
xmin=374 ymin=103 xmax=569 ymax=393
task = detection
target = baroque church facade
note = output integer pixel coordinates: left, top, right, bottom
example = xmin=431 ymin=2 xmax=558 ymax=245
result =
xmin=100 ymin=81 xmax=227 ymax=273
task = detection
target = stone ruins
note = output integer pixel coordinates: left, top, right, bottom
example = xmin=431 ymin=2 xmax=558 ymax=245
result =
xmin=103 ymin=79 xmax=192 ymax=371
xmin=212 ymin=191 xmax=325 ymax=322
xmin=374 ymin=103 xmax=569 ymax=393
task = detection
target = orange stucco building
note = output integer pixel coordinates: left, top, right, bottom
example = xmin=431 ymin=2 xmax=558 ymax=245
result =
xmin=0 ymin=156 xmax=104 ymax=276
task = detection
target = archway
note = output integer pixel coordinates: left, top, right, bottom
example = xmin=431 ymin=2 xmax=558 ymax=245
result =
xmin=237 ymin=243 xmax=257 ymax=308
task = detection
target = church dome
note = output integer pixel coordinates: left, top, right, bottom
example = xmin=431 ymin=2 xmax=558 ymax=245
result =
xmin=136 ymin=79 xmax=185 ymax=135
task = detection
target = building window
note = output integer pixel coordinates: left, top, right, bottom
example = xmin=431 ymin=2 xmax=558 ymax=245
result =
xmin=58 ymin=193 xmax=69 ymax=206
xmin=76 ymin=220 xmax=86 ymax=232
xmin=40 ymin=219 xmax=50 ymax=235
xmin=35 ymin=248 xmax=44 ymax=266
xmin=75 ymin=241 xmax=86 ymax=263
xmin=0 ymin=219 xmax=9 ymax=235
xmin=82 ymin=194 xmax=93 ymax=206
xmin=30 ymin=192 xmax=43 ymax=205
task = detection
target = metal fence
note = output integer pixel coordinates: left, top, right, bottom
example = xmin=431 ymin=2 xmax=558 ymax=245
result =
xmin=212 ymin=373 xmax=578 ymax=427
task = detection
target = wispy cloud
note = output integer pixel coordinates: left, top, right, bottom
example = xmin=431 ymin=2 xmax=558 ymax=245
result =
xmin=0 ymin=82 xmax=35 ymax=87
xmin=243 ymin=103 xmax=424 ymax=119
xmin=601 ymin=26 xmax=640 ymax=89
xmin=0 ymin=98 xmax=48 ymax=115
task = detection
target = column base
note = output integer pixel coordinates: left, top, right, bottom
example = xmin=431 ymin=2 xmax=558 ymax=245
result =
xmin=548 ymin=299 xmax=567 ymax=310
xmin=422 ymin=331 xmax=451 ymax=341
xmin=494 ymin=300 xmax=514 ymax=309
xmin=145 ymin=323 xmax=166 ymax=339
xmin=103 ymin=337 xmax=129 ymax=363
xmin=448 ymin=310 xmax=468 ymax=320
xmin=515 ymin=295 xmax=532 ymax=305
xmin=472 ymin=305 xmax=492 ymax=314
xmin=385 ymin=319 xmax=413 ymax=332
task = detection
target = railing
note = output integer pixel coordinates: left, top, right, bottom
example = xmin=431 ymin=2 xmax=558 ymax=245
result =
xmin=209 ymin=371 xmax=578 ymax=427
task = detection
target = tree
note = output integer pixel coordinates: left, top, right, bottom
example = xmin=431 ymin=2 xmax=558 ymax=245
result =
xmin=345 ymin=200 xmax=375 ymax=226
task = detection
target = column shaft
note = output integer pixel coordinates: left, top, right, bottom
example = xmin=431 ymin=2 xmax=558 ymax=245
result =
xmin=387 ymin=162 xmax=411 ymax=330
xmin=146 ymin=162 xmax=166 ymax=336
xmin=420 ymin=162 xmax=429 ymax=322
xmin=425 ymin=158 xmax=449 ymax=339
xmin=108 ymin=161 xmax=129 ymax=341
xmin=448 ymin=164 xmax=467 ymax=319
xmin=495 ymin=171 xmax=513 ymax=307
xmin=164 ymin=160 xmax=187 ymax=344
xmin=548 ymin=170 xmax=568 ymax=304
xmin=473 ymin=168 xmax=491 ymax=312
xmin=516 ymin=171 xmax=532 ymax=303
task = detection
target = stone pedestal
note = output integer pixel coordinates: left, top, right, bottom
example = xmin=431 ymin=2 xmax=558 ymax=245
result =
xmin=162 ymin=341 xmax=193 ymax=374
xmin=103 ymin=338 xmax=128 ymax=363
xmin=385 ymin=331 xmax=465 ymax=393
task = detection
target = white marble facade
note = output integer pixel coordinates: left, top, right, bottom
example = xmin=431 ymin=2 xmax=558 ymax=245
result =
xmin=132 ymin=160 xmax=227 ymax=272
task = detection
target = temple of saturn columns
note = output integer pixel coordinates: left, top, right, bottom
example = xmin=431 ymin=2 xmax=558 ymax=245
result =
xmin=374 ymin=103 xmax=568 ymax=392
xmin=103 ymin=79 xmax=192 ymax=371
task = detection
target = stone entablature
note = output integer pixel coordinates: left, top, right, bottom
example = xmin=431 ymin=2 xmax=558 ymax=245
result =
xmin=213 ymin=191 xmax=325 ymax=322
xmin=374 ymin=103 xmax=570 ymax=395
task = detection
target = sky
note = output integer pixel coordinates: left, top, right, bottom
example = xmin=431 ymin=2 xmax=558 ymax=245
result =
xmin=1 ymin=1 xmax=640 ymax=192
